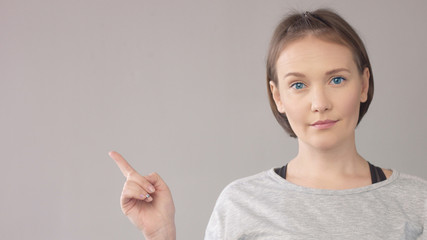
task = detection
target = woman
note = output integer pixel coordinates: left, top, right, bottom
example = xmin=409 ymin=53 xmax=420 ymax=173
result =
xmin=110 ymin=9 xmax=426 ymax=239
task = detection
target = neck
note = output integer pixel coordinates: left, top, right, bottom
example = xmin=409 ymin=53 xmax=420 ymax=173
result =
xmin=290 ymin=136 xmax=367 ymax=180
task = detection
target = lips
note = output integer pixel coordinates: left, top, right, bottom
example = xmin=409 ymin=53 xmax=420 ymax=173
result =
xmin=310 ymin=120 xmax=338 ymax=129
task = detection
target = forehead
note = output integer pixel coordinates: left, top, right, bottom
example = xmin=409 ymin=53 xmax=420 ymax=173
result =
xmin=276 ymin=35 xmax=356 ymax=75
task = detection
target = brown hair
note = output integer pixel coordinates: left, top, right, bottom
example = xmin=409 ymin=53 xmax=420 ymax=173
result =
xmin=266 ymin=9 xmax=374 ymax=138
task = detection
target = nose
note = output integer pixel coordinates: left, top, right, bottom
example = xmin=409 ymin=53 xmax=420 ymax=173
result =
xmin=311 ymin=88 xmax=332 ymax=112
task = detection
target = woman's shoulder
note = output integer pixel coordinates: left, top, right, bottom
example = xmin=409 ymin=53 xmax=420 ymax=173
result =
xmin=394 ymin=171 xmax=427 ymax=192
xmin=383 ymin=171 xmax=427 ymax=203
xmin=216 ymin=169 xmax=279 ymax=199
xmin=222 ymin=169 xmax=272 ymax=189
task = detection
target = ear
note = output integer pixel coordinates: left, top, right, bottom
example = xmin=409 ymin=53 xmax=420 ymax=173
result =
xmin=360 ymin=67 xmax=370 ymax=103
xmin=269 ymin=81 xmax=286 ymax=113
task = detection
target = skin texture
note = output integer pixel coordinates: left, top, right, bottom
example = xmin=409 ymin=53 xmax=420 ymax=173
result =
xmin=272 ymin=35 xmax=369 ymax=151
xmin=270 ymin=35 xmax=391 ymax=189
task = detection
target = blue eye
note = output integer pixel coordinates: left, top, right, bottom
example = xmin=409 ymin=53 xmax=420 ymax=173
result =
xmin=331 ymin=77 xmax=345 ymax=85
xmin=291 ymin=82 xmax=306 ymax=89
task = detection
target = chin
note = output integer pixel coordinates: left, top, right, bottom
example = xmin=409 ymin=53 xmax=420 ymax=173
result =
xmin=299 ymin=134 xmax=344 ymax=151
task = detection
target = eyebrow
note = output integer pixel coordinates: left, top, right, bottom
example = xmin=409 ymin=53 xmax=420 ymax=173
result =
xmin=283 ymin=68 xmax=351 ymax=79
xmin=325 ymin=68 xmax=351 ymax=75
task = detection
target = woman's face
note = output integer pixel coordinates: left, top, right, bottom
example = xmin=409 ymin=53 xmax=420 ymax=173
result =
xmin=270 ymin=35 xmax=370 ymax=150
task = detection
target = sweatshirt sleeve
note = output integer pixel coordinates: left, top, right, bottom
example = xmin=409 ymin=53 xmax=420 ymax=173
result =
xmin=415 ymin=176 xmax=427 ymax=240
xmin=204 ymin=188 xmax=228 ymax=240
xmin=420 ymin=200 xmax=427 ymax=240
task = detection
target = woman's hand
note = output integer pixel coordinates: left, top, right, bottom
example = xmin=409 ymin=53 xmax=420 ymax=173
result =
xmin=109 ymin=151 xmax=176 ymax=240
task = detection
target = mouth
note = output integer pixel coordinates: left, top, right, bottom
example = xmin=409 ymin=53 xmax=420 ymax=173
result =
xmin=310 ymin=120 xmax=338 ymax=129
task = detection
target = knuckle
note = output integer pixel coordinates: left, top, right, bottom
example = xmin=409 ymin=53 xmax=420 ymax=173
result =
xmin=123 ymin=180 xmax=132 ymax=188
xmin=127 ymin=171 xmax=137 ymax=179
xmin=121 ymin=188 xmax=130 ymax=197
xmin=149 ymin=172 xmax=161 ymax=181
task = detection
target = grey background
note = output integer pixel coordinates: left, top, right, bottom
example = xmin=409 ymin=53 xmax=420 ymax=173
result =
xmin=1 ymin=0 xmax=426 ymax=239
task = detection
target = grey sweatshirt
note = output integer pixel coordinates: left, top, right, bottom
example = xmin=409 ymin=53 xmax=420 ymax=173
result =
xmin=205 ymin=169 xmax=427 ymax=240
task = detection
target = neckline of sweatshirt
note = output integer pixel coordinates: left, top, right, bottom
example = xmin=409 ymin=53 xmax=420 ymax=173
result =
xmin=266 ymin=167 xmax=399 ymax=196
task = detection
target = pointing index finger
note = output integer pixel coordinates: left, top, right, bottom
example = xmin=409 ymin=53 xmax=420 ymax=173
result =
xmin=109 ymin=151 xmax=136 ymax=177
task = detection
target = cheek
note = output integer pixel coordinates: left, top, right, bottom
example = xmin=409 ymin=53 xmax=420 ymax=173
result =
xmin=283 ymin=98 xmax=308 ymax=130
xmin=339 ymin=91 xmax=362 ymax=123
